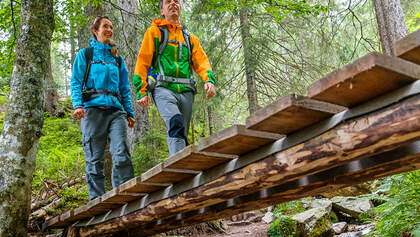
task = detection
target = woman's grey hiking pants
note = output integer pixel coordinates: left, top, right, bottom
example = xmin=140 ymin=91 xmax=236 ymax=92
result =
xmin=152 ymin=87 xmax=194 ymax=156
xmin=81 ymin=107 xmax=134 ymax=200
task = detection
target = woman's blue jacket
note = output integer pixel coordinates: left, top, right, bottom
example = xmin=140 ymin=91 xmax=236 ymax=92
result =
xmin=70 ymin=38 xmax=135 ymax=118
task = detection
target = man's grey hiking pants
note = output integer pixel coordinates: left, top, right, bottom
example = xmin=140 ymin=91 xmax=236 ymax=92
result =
xmin=152 ymin=86 xmax=194 ymax=156
xmin=81 ymin=107 xmax=134 ymax=200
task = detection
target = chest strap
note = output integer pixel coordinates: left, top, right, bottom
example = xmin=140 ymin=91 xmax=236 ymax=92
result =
xmin=82 ymin=88 xmax=122 ymax=104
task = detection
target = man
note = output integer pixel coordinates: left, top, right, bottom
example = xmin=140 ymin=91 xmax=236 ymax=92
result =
xmin=133 ymin=0 xmax=216 ymax=156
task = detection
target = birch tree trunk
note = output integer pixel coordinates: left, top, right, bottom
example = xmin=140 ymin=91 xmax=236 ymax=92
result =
xmin=373 ymin=0 xmax=408 ymax=56
xmin=0 ymin=0 xmax=54 ymax=235
xmin=115 ymin=0 xmax=151 ymax=148
xmin=240 ymin=7 xmax=259 ymax=114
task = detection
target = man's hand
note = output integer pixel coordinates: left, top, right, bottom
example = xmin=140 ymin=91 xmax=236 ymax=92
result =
xmin=204 ymin=82 xmax=216 ymax=98
xmin=73 ymin=107 xmax=86 ymax=119
xmin=137 ymin=96 xmax=151 ymax=107
xmin=127 ymin=116 xmax=135 ymax=128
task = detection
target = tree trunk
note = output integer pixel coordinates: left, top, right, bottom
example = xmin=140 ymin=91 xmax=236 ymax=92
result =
xmin=373 ymin=0 xmax=408 ymax=56
xmin=240 ymin=7 xmax=259 ymax=114
xmin=0 ymin=0 xmax=54 ymax=235
xmin=115 ymin=0 xmax=150 ymax=148
xmin=77 ymin=2 xmax=102 ymax=50
xmin=45 ymin=51 xmax=58 ymax=115
xmin=208 ymin=106 xmax=214 ymax=135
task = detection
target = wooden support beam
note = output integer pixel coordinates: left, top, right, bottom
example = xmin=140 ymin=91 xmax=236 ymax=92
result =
xmin=164 ymin=145 xmax=237 ymax=171
xmin=73 ymin=93 xmax=420 ymax=237
xmin=395 ymin=29 xmax=420 ymax=65
xmin=246 ymin=94 xmax=346 ymax=134
xmin=124 ymin=141 xmax=420 ymax=236
xmin=141 ymin=163 xmax=201 ymax=184
xmin=307 ymin=52 xmax=420 ymax=107
xmin=198 ymin=125 xmax=283 ymax=155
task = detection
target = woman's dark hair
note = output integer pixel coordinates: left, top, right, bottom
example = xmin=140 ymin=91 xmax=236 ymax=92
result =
xmin=90 ymin=15 xmax=118 ymax=57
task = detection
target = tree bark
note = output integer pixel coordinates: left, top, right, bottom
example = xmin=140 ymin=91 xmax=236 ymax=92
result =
xmin=45 ymin=51 xmax=58 ymax=115
xmin=240 ymin=7 xmax=259 ymax=114
xmin=115 ymin=0 xmax=151 ymax=148
xmin=207 ymin=106 xmax=214 ymax=135
xmin=373 ymin=0 xmax=408 ymax=56
xmin=0 ymin=0 xmax=54 ymax=235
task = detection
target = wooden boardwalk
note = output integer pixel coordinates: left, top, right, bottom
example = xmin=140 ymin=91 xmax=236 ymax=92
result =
xmin=44 ymin=29 xmax=420 ymax=236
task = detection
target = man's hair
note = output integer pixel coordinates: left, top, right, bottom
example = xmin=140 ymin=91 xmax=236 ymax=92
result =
xmin=159 ymin=0 xmax=182 ymax=9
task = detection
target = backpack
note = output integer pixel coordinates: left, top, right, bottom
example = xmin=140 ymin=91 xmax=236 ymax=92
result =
xmin=154 ymin=26 xmax=193 ymax=75
xmin=81 ymin=47 xmax=123 ymax=103
xmin=148 ymin=26 xmax=196 ymax=93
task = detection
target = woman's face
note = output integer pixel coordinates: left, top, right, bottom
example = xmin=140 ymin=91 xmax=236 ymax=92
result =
xmin=94 ymin=18 xmax=113 ymax=44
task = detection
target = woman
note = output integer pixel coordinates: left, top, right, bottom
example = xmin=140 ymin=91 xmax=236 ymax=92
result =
xmin=70 ymin=16 xmax=135 ymax=200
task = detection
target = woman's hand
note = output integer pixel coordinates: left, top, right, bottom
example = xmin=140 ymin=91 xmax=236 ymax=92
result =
xmin=137 ymin=96 xmax=151 ymax=108
xmin=73 ymin=107 xmax=86 ymax=119
xmin=127 ymin=116 xmax=135 ymax=128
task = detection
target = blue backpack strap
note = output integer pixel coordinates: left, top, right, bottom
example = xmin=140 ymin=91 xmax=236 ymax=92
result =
xmin=83 ymin=47 xmax=94 ymax=91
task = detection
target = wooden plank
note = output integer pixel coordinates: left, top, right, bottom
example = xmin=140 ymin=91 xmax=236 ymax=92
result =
xmin=119 ymin=177 xmax=171 ymax=194
xmin=307 ymin=52 xmax=420 ymax=107
xmin=101 ymin=188 xmax=146 ymax=204
xmin=73 ymin=197 xmax=121 ymax=219
xmin=74 ymin=91 xmax=420 ymax=237
xmin=246 ymin=94 xmax=346 ymax=134
xmin=141 ymin=163 xmax=200 ymax=184
xmin=198 ymin=125 xmax=283 ymax=155
xmin=395 ymin=29 xmax=420 ymax=64
xmin=163 ymin=145 xmax=237 ymax=171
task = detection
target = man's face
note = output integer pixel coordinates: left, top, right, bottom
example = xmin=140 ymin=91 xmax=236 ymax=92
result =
xmin=160 ymin=0 xmax=181 ymax=20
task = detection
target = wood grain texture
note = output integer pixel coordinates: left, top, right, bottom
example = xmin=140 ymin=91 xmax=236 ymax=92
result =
xmin=74 ymin=93 xmax=420 ymax=237
xmin=198 ymin=125 xmax=283 ymax=155
xmin=395 ymin=29 xmax=420 ymax=65
xmin=307 ymin=52 xmax=420 ymax=107
xmin=246 ymin=94 xmax=346 ymax=134
xmin=164 ymin=145 xmax=237 ymax=171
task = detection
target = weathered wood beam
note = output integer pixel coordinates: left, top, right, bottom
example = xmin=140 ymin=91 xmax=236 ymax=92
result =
xmin=246 ymin=94 xmax=346 ymax=134
xmin=307 ymin=52 xmax=420 ymax=107
xmin=395 ymin=28 xmax=420 ymax=65
xmin=198 ymin=125 xmax=283 ymax=155
xmin=122 ymin=141 xmax=420 ymax=236
xmin=73 ymin=93 xmax=420 ymax=236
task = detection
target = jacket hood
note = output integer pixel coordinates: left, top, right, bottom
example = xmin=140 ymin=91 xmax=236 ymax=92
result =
xmin=89 ymin=38 xmax=119 ymax=50
xmin=152 ymin=18 xmax=182 ymax=28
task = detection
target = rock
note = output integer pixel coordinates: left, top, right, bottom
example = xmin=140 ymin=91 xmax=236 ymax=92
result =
xmin=311 ymin=198 xmax=333 ymax=212
xmin=360 ymin=225 xmax=375 ymax=235
xmin=321 ymin=184 xmax=371 ymax=198
xmin=292 ymin=207 xmax=333 ymax=237
xmin=262 ymin=211 xmax=273 ymax=224
xmin=336 ymin=232 xmax=362 ymax=237
xmin=332 ymin=222 xmax=348 ymax=234
xmin=331 ymin=196 xmax=373 ymax=218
